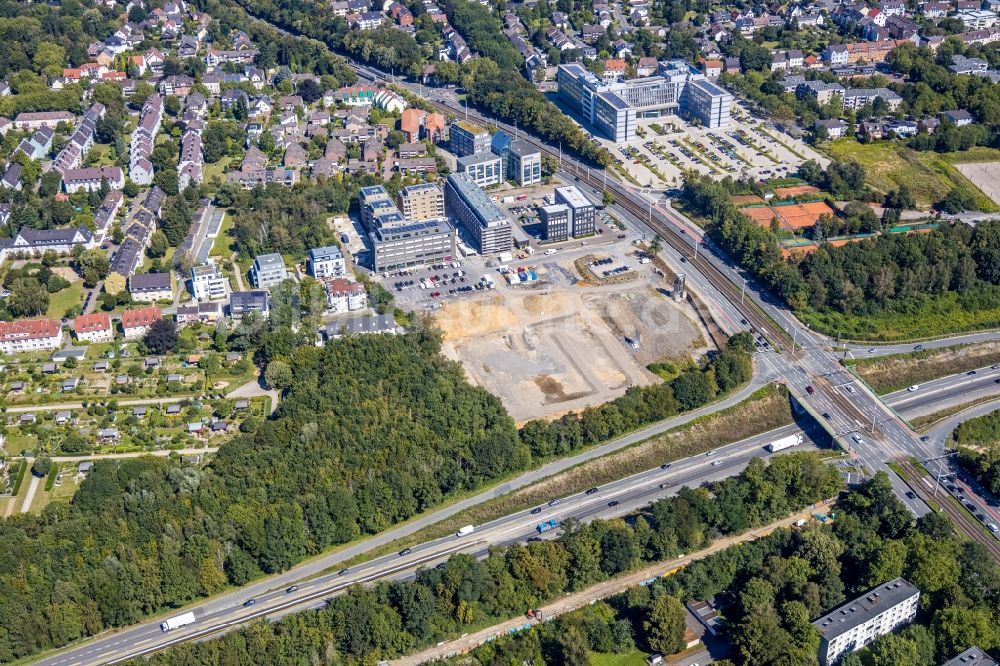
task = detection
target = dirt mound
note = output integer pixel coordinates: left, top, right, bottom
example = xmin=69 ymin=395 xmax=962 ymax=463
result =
xmin=521 ymin=292 xmax=571 ymax=315
xmin=435 ymin=297 xmax=518 ymax=341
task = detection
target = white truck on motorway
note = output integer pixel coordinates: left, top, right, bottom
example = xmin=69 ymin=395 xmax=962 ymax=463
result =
xmin=767 ymin=433 xmax=803 ymax=453
xmin=456 ymin=525 xmax=475 ymax=537
xmin=160 ymin=611 xmax=196 ymax=632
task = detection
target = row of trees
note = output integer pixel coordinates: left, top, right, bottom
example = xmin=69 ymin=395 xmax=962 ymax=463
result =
xmin=478 ymin=473 xmax=1000 ymax=666
xmin=684 ymin=170 xmax=1000 ymax=330
xmin=112 ymin=452 xmax=839 ymax=665
xmin=954 ymin=411 xmax=1000 ymax=495
xmin=520 ymin=334 xmax=753 ymax=459
xmin=0 ymin=320 xmax=756 ymax=661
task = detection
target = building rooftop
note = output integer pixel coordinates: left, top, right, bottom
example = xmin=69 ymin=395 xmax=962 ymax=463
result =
xmin=447 ymin=174 xmax=509 ymax=228
xmin=401 ymin=182 xmax=441 ymax=195
xmin=941 ymin=647 xmax=999 ymax=666
xmin=254 ymin=253 xmax=285 ymax=270
xmin=452 ymin=119 xmax=488 ymax=135
xmin=508 ymin=139 xmax=539 ymax=157
xmin=457 ymin=151 xmax=501 ymax=168
xmin=813 ymin=578 xmax=919 ymax=641
xmin=309 ymin=245 xmax=343 ymax=260
xmin=129 ymin=272 xmax=171 ymax=291
xmin=74 ymin=312 xmax=111 ymax=333
xmin=0 ymin=318 xmax=60 ymax=343
xmin=324 ymin=313 xmax=397 ymax=336
xmin=556 ymin=185 xmax=593 ymax=209
xmin=120 ymin=307 xmax=162 ymax=329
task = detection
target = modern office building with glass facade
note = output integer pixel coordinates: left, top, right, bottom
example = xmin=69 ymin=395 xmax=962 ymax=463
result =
xmin=557 ymin=61 xmax=733 ymax=141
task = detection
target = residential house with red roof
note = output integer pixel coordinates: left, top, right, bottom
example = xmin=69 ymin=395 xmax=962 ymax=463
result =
xmin=0 ymin=319 xmax=63 ymax=354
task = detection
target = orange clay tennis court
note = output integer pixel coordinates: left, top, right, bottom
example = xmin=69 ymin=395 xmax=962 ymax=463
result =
xmin=774 ymin=185 xmax=821 ymax=198
xmin=738 ymin=201 xmax=834 ymax=232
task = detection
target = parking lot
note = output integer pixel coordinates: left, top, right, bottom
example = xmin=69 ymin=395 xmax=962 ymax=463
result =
xmin=387 ymin=260 xmax=492 ymax=307
xmin=599 ymin=103 xmax=827 ymax=188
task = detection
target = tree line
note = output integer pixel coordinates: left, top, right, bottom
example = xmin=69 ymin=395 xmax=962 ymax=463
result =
xmin=0 ymin=323 xmax=753 ymax=661
xmin=683 ymin=170 xmax=1000 ymax=338
xmin=480 ymin=472 xmax=1000 ymax=665
xmin=954 ymin=410 xmax=1000 ymax=496
xmin=109 ymin=452 xmax=840 ymax=666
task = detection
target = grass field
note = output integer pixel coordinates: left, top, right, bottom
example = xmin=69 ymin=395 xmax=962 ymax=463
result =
xmin=202 ymin=157 xmax=232 ymax=187
xmin=210 ymin=212 xmax=236 ymax=257
xmin=46 ymin=281 xmax=85 ymax=318
xmin=800 ymin=291 xmax=1000 ymax=342
xmin=590 ymin=650 xmax=649 ymax=666
xmin=822 ymin=141 xmax=1000 ymax=212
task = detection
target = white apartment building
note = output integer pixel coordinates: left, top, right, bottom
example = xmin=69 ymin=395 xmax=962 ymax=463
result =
xmin=307 ymin=246 xmax=346 ymax=279
xmin=813 ymin=578 xmax=919 ymax=666
xmin=0 ymin=319 xmax=63 ymax=354
xmin=191 ymin=263 xmax=228 ymax=301
xmin=324 ymin=278 xmax=368 ymax=313
xmin=73 ymin=312 xmax=114 ymax=343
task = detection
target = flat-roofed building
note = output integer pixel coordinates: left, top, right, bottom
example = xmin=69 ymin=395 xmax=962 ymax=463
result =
xmin=683 ymin=77 xmax=733 ymax=128
xmin=540 ymin=204 xmax=571 ymax=241
xmin=557 ymin=60 xmax=733 ymax=141
xmin=398 ymin=183 xmax=444 ymax=221
xmin=450 ymin=120 xmax=491 ymax=157
xmin=813 ymin=578 xmax=919 ymax=665
xmin=359 ymin=185 xmax=399 ymax=229
xmin=941 ymin=647 xmax=998 ymax=666
xmin=456 ymin=151 xmax=504 ymax=187
xmin=190 ymin=264 xmax=228 ymax=301
xmin=307 ymin=245 xmax=346 ymax=278
xmin=250 ymin=253 xmax=288 ymax=289
xmin=229 ymin=290 xmax=269 ymax=319
xmin=555 ymin=185 xmax=597 ymax=237
xmin=508 ymin=140 xmax=542 ymax=186
xmin=444 ymin=174 xmax=512 ymax=255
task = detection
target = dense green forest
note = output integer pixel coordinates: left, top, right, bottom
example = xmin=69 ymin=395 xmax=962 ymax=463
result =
xmin=955 ymin=411 xmax=1000 ymax=495
xmin=454 ymin=473 xmax=1000 ymax=666
xmin=684 ymin=171 xmax=1000 ymax=339
xmin=115 ymin=452 xmax=839 ymax=665
xmin=0 ymin=326 xmax=752 ymax=661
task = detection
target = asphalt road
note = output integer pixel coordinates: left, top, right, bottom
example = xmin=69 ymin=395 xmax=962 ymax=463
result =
xmin=36 ymin=423 xmax=823 ymax=666
xmin=882 ymin=364 xmax=1000 ymax=416
xmin=841 ymin=331 xmax=1000 ymax=357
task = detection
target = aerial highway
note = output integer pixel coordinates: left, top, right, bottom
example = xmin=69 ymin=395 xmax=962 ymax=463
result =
xmin=36 ymin=425 xmax=824 ymax=666
xmin=32 ymin=37 xmax=1000 ymax=666
xmin=34 ymin=360 xmax=1000 ymax=665
xmin=883 ymin=364 xmax=1000 ymax=416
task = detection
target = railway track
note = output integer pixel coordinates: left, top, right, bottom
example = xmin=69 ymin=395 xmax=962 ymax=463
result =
xmin=381 ymin=79 xmax=793 ymax=353
xmin=897 ymin=459 xmax=1000 ymax=561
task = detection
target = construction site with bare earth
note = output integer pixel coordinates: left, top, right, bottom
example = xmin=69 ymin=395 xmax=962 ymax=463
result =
xmin=436 ymin=281 xmax=709 ymax=423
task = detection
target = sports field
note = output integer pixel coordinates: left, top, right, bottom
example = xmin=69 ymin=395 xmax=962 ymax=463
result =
xmin=823 ymin=141 xmax=1000 ymax=212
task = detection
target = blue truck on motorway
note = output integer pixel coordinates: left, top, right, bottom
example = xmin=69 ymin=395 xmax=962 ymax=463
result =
xmin=536 ymin=519 xmax=559 ymax=534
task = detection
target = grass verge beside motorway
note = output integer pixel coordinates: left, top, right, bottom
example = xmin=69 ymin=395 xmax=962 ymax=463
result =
xmin=846 ymin=341 xmax=1000 ymax=393
xmin=332 ymin=385 xmax=794 ymax=570
xmin=908 ymin=396 xmax=1000 ymax=432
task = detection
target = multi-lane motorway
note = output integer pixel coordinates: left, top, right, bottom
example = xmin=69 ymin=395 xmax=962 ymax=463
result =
xmin=35 ymin=361 xmax=1000 ymax=666
xmin=37 ymin=424 xmax=823 ymax=666
xmin=31 ymin=43 xmax=1000 ymax=666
